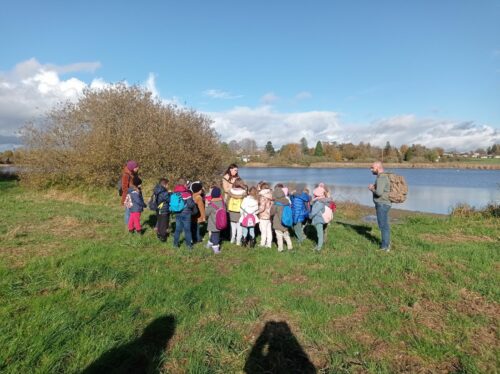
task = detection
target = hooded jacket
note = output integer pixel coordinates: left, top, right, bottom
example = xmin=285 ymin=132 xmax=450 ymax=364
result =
xmin=258 ymin=188 xmax=273 ymax=220
xmin=270 ymin=188 xmax=290 ymax=231
xmin=153 ymin=183 xmax=170 ymax=215
xmin=173 ymin=185 xmax=196 ymax=215
xmin=239 ymin=195 xmax=260 ymax=225
xmin=290 ymin=191 xmax=310 ymax=224
xmin=127 ymin=187 xmax=147 ymax=213
xmin=310 ymin=196 xmax=334 ymax=225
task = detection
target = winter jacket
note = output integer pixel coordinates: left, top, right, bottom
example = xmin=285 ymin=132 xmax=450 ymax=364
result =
xmin=270 ymin=188 xmax=290 ymax=231
xmin=290 ymin=191 xmax=310 ymax=224
xmin=239 ymin=196 xmax=260 ymax=225
xmin=120 ymin=166 xmax=134 ymax=205
xmin=206 ymin=198 xmax=224 ymax=232
xmin=310 ymin=197 xmax=333 ymax=225
xmin=258 ymin=189 xmax=273 ymax=220
xmin=192 ymin=190 xmax=206 ymax=223
xmin=173 ymin=185 xmax=197 ymax=215
xmin=373 ymin=174 xmax=391 ymax=206
xmin=227 ymin=187 xmax=247 ymax=222
xmin=127 ymin=187 xmax=147 ymax=213
xmin=153 ymin=184 xmax=170 ymax=215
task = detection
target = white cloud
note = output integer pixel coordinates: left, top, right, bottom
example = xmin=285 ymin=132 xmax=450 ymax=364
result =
xmin=261 ymin=92 xmax=279 ymax=105
xmin=203 ymin=89 xmax=242 ymax=99
xmin=206 ymin=109 xmax=499 ymax=151
xmin=294 ymin=91 xmax=312 ymax=101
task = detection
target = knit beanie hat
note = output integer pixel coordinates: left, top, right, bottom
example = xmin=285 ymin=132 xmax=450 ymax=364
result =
xmin=127 ymin=160 xmax=138 ymax=171
xmin=272 ymin=188 xmax=285 ymax=200
xmin=211 ymin=187 xmax=221 ymax=198
xmin=313 ymin=186 xmax=326 ymax=198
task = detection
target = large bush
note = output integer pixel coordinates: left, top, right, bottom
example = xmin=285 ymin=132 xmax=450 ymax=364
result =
xmin=21 ymin=84 xmax=229 ymax=186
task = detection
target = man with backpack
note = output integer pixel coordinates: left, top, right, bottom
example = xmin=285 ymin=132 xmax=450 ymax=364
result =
xmin=368 ymin=161 xmax=391 ymax=252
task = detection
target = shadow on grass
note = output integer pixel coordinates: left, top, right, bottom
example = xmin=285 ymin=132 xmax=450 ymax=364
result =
xmin=82 ymin=315 xmax=176 ymax=374
xmin=337 ymin=221 xmax=379 ymax=245
xmin=244 ymin=320 xmax=316 ymax=374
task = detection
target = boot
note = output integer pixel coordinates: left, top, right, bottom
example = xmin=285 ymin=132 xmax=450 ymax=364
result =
xmin=241 ymin=238 xmax=248 ymax=247
xmin=212 ymin=245 xmax=221 ymax=254
xmin=249 ymin=238 xmax=256 ymax=248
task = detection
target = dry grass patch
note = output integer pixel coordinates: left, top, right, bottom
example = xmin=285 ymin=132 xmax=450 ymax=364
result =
xmin=420 ymin=232 xmax=496 ymax=244
xmin=0 ymin=242 xmax=67 ymax=268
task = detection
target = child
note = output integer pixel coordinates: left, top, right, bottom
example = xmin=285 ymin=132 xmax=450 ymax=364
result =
xmin=190 ymin=181 xmax=206 ymax=244
xmin=257 ymin=182 xmax=273 ymax=248
xmin=205 ymin=187 xmax=224 ymax=254
xmin=270 ymin=187 xmax=293 ymax=252
xmin=154 ymin=178 xmax=170 ymax=242
xmin=309 ymin=185 xmax=334 ymax=251
xmin=227 ymin=178 xmax=247 ymax=245
xmin=127 ymin=180 xmax=147 ymax=234
xmin=239 ymin=186 xmax=260 ymax=247
xmin=172 ymin=178 xmax=197 ymax=249
xmin=290 ymin=187 xmax=311 ymax=244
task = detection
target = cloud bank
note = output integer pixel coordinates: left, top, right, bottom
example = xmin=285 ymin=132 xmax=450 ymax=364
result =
xmin=0 ymin=59 xmax=498 ymax=152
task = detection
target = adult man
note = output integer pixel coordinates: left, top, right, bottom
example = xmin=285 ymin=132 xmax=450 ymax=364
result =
xmin=368 ymin=161 xmax=391 ymax=251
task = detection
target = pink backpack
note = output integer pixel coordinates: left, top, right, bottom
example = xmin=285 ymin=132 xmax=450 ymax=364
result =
xmin=322 ymin=204 xmax=334 ymax=223
xmin=210 ymin=201 xmax=228 ymax=230
xmin=241 ymin=213 xmax=257 ymax=227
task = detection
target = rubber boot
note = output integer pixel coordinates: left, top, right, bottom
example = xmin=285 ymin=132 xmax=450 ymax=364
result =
xmin=241 ymin=237 xmax=248 ymax=247
xmin=249 ymin=238 xmax=256 ymax=248
xmin=212 ymin=245 xmax=220 ymax=254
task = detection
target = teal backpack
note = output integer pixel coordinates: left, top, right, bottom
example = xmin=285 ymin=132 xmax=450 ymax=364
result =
xmin=275 ymin=201 xmax=293 ymax=227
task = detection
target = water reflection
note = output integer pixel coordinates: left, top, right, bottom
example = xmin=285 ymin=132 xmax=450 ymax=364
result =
xmin=239 ymin=167 xmax=500 ymax=214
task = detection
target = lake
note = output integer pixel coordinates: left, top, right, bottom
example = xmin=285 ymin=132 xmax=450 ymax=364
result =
xmin=239 ymin=167 xmax=500 ymax=214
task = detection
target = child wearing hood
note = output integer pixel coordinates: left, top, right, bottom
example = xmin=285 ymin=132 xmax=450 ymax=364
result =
xmin=227 ymin=178 xmax=247 ymax=245
xmin=239 ymin=186 xmax=260 ymax=247
xmin=172 ymin=178 xmax=197 ymax=250
xmin=309 ymin=184 xmax=334 ymax=251
xmin=257 ymin=182 xmax=273 ymax=248
xmin=270 ymin=187 xmax=293 ymax=252
xmin=205 ymin=187 xmax=224 ymax=254
xmin=290 ymin=187 xmax=311 ymax=244
xmin=153 ymin=178 xmax=170 ymax=242
xmin=126 ymin=178 xmax=147 ymax=234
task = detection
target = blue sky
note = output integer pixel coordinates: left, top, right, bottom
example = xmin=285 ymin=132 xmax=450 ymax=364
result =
xmin=1 ymin=0 xmax=499 ymax=150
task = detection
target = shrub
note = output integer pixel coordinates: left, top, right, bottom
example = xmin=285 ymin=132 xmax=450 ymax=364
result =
xmin=20 ymin=84 xmax=230 ymax=187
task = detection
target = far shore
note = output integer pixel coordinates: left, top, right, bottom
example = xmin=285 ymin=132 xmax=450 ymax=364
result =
xmin=244 ymin=161 xmax=500 ymax=170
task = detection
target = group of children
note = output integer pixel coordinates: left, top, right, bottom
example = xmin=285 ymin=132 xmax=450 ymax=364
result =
xmin=124 ymin=174 xmax=337 ymax=254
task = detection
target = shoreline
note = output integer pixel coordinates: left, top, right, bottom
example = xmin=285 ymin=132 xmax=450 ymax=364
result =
xmin=244 ymin=161 xmax=500 ymax=170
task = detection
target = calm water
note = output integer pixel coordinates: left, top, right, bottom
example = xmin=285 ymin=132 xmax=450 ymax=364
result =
xmin=239 ymin=167 xmax=500 ymax=214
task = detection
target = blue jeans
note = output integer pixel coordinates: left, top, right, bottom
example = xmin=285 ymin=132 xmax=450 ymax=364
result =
xmin=375 ymin=202 xmax=391 ymax=249
xmin=314 ymin=223 xmax=324 ymax=250
xmin=241 ymin=226 xmax=255 ymax=239
xmin=174 ymin=214 xmax=192 ymax=249
xmin=124 ymin=207 xmax=130 ymax=226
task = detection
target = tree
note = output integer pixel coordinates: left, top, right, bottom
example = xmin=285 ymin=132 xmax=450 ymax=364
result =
xmin=300 ymin=137 xmax=309 ymax=155
xmin=314 ymin=141 xmax=324 ymax=156
xmin=265 ymin=141 xmax=275 ymax=156
xmin=239 ymin=138 xmax=258 ymax=154
xmin=21 ymin=84 xmax=227 ymax=186
xmin=280 ymin=143 xmax=302 ymax=161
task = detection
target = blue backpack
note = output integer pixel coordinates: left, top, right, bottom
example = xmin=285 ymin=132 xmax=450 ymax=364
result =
xmin=275 ymin=201 xmax=293 ymax=227
xmin=169 ymin=192 xmax=185 ymax=213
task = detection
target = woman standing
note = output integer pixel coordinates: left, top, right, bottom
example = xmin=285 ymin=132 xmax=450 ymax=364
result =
xmin=121 ymin=160 xmax=140 ymax=227
xmin=222 ymin=163 xmax=239 ymax=202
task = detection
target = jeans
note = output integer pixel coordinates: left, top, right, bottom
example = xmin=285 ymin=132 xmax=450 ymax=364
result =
xmin=293 ymin=221 xmax=304 ymax=243
xmin=124 ymin=207 xmax=130 ymax=226
xmin=210 ymin=231 xmax=221 ymax=246
xmin=191 ymin=222 xmax=202 ymax=243
xmin=314 ymin=223 xmax=324 ymax=250
xmin=241 ymin=226 xmax=255 ymax=239
xmin=174 ymin=214 xmax=192 ymax=248
xmin=375 ymin=202 xmax=391 ymax=249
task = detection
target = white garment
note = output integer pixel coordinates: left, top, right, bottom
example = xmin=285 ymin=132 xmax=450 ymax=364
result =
xmin=239 ymin=196 xmax=260 ymax=225
xmin=275 ymin=229 xmax=292 ymax=251
xmin=230 ymin=221 xmax=243 ymax=245
xmin=259 ymin=219 xmax=273 ymax=247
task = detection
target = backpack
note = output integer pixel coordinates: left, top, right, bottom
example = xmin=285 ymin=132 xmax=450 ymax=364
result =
xmin=228 ymin=197 xmax=243 ymax=213
xmin=124 ymin=193 xmax=133 ymax=209
xmin=169 ymin=192 xmax=186 ymax=213
xmin=209 ymin=201 xmax=228 ymax=230
xmin=329 ymin=201 xmax=337 ymax=213
xmin=275 ymin=202 xmax=293 ymax=227
xmin=322 ymin=204 xmax=334 ymax=223
xmin=148 ymin=191 xmax=159 ymax=211
xmin=385 ymin=173 xmax=408 ymax=203
xmin=241 ymin=213 xmax=257 ymax=227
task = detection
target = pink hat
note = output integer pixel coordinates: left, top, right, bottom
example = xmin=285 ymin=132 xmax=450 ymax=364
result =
xmin=313 ymin=186 xmax=326 ymax=198
xmin=127 ymin=160 xmax=138 ymax=171
xmin=282 ymin=187 xmax=289 ymax=196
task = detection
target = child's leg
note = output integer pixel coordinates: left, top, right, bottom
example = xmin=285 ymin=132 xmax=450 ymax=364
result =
xmin=283 ymin=230 xmax=293 ymax=250
xmin=275 ymin=230 xmax=284 ymax=252
xmin=266 ymin=221 xmax=273 ymax=247
xmin=210 ymin=231 xmax=221 ymax=253
xmin=182 ymin=215 xmax=192 ymax=248
xmin=249 ymin=227 xmax=255 ymax=239
xmin=129 ymin=212 xmax=141 ymax=232
xmin=315 ymin=223 xmax=324 ymax=250
xmin=236 ymin=223 xmax=243 ymax=245
xmin=230 ymin=221 xmax=238 ymax=243
xmin=173 ymin=215 xmax=182 ymax=247
xmin=293 ymin=221 xmax=304 ymax=243
xmin=241 ymin=226 xmax=248 ymax=240
xmin=157 ymin=214 xmax=169 ymax=241
xmin=259 ymin=220 xmax=268 ymax=246
xmin=127 ymin=211 xmax=135 ymax=231
xmin=124 ymin=207 xmax=131 ymax=226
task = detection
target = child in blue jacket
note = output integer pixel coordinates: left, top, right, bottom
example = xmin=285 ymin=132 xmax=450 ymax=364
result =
xmin=127 ymin=182 xmax=147 ymax=234
xmin=290 ymin=187 xmax=310 ymax=244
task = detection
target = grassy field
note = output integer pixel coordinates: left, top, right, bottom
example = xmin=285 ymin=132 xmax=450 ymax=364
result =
xmin=0 ymin=179 xmax=499 ymax=373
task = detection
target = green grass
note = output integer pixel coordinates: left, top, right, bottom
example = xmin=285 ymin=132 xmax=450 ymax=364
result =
xmin=1 ymin=179 xmax=499 ymax=373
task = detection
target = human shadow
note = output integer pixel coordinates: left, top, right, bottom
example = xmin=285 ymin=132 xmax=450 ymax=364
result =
xmin=244 ymin=320 xmax=316 ymax=374
xmin=303 ymin=223 xmax=318 ymax=243
xmin=82 ymin=315 xmax=176 ymax=374
xmin=337 ymin=221 xmax=379 ymax=245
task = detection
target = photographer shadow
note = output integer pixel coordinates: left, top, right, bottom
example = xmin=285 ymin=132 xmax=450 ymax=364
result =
xmin=337 ymin=221 xmax=379 ymax=245
xmin=82 ymin=315 xmax=176 ymax=374
xmin=244 ymin=320 xmax=316 ymax=374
